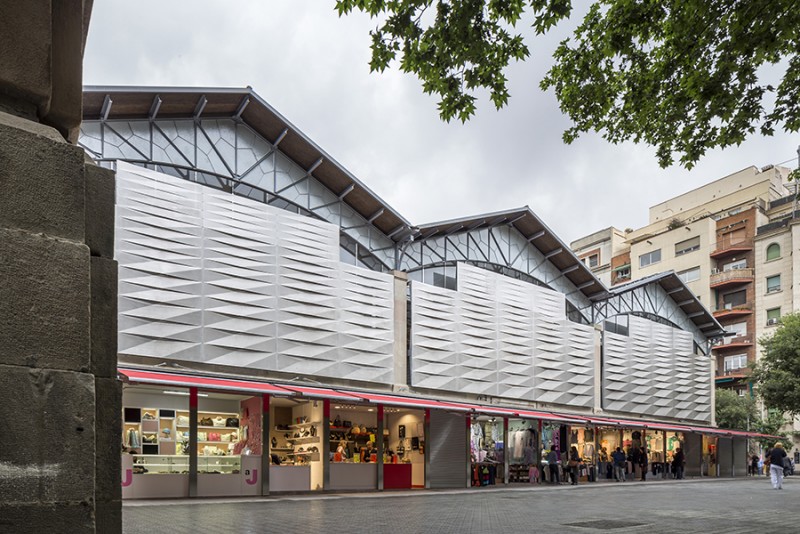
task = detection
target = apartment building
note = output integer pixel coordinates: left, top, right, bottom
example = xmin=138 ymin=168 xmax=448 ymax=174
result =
xmin=572 ymin=165 xmax=794 ymax=396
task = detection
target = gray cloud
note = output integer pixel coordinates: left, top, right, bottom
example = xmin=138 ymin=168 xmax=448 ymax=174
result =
xmin=84 ymin=1 xmax=799 ymax=245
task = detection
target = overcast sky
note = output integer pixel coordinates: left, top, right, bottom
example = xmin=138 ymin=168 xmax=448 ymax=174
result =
xmin=84 ymin=1 xmax=799 ymax=245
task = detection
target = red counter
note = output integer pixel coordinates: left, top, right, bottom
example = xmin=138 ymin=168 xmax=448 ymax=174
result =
xmin=383 ymin=463 xmax=412 ymax=489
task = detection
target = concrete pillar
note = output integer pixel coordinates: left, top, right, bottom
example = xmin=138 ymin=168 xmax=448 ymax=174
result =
xmin=718 ymin=437 xmax=733 ymax=477
xmin=684 ymin=433 xmax=703 ymax=478
xmin=0 ymin=2 xmax=120 ymax=532
xmin=392 ymin=271 xmax=409 ymax=388
xmin=732 ymin=437 xmax=747 ymax=477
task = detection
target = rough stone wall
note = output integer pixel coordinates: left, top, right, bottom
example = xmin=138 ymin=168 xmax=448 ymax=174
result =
xmin=0 ymin=1 xmax=120 ymax=532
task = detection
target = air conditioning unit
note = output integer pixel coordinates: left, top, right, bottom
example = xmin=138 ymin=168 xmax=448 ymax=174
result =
xmin=767 ymin=318 xmax=779 ymax=326
xmin=724 ymin=303 xmax=733 ymax=310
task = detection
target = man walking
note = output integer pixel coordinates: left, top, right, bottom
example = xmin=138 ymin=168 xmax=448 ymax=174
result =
xmin=612 ymin=447 xmax=626 ymax=482
xmin=673 ymin=448 xmax=685 ymax=480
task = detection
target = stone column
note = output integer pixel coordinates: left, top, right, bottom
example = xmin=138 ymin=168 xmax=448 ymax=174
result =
xmin=0 ymin=2 xmax=120 ymax=532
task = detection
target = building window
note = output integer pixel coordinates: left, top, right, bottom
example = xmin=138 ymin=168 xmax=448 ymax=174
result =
xmin=766 ymin=307 xmax=781 ymax=326
xmin=737 ymin=389 xmax=747 ymax=397
xmin=615 ymin=266 xmax=631 ymax=280
xmin=677 ymin=266 xmax=701 ymax=284
xmin=586 ymin=254 xmax=599 ymax=268
xmin=727 ymin=321 xmax=747 ymax=337
xmin=722 ymin=289 xmax=747 ymax=309
xmin=724 ymin=354 xmax=747 ymax=372
xmin=722 ymin=259 xmax=747 ymax=271
xmin=639 ymin=249 xmax=661 ymax=268
xmin=674 ymin=236 xmax=700 ymax=256
xmin=766 ymin=243 xmax=781 ymax=261
xmin=766 ymin=275 xmax=781 ymax=294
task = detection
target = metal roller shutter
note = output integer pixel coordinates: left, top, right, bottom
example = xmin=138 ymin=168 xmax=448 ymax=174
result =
xmin=429 ymin=411 xmax=467 ymax=488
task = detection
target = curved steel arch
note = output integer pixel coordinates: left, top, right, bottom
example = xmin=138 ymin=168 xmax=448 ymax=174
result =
xmin=79 ymin=117 xmax=396 ymax=272
xmin=592 ymin=282 xmax=713 ymax=351
xmin=399 ymin=223 xmax=594 ymax=319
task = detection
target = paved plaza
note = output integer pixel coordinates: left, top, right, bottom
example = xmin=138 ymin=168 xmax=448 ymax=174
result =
xmin=123 ymin=477 xmax=795 ymax=533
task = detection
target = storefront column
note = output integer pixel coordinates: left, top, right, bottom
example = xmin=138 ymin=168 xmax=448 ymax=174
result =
xmin=642 ymin=429 xmax=646 ymax=480
xmin=424 ymin=409 xmax=431 ymax=489
xmin=503 ymin=417 xmax=509 ymax=485
xmin=322 ymin=399 xmax=331 ymax=490
xmin=663 ymin=431 xmax=668 ymax=479
xmin=466 ymin=416 xmax=472 ymax=488
xmin=261 ymin=394 xmax=270 ymax=496
xmin=377 ymin=404 xmax=384 ymax=491
xmin=188 ymin=387 xmax=198 ymax=497
xmin=538 ymin=420 xmax=543 ymax=473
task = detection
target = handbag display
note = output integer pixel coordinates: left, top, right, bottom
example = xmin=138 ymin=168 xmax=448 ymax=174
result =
xmin=212 ymin=417 xmax=225 ymax=427
xmin=333 ymin=415 xmax=342 ymax=427
xmin=199 ymin=417 xmax=213 ymax=426
xmin=198 ymin=432 xmax=208 ymax=441
xmin=177 ymin=415 xmax=189 ymax=426
xmin=208 ymin=432 xmax=221 ymax=441
xmin=225 ymin=417 xmax=239 ymax=428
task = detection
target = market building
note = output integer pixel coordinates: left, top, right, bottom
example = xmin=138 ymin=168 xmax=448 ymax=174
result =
xmin=80 ymin=86 xmax=766 ymax=499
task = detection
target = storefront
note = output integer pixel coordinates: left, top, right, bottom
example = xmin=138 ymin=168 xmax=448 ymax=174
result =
xmin=702 ymin=435 xmax=718 ymax=477
xmin=119 ymin=368 xmax=772 ymax=498
xmin=506 ymin=418 xmax=538 ymax=484
xmin=470 ymin=416 xmax=505 ymax=486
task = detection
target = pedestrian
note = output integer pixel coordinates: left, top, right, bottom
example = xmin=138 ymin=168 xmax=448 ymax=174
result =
xmin=639 ymin=446 xmax=648 ymax=481
xmin=568 ymin=445 xmax=580 ymax=485
xmin=612 ymin=447 xmax=626 ymax=482
xmin=673 ymin=448 xmax=685 ymax=479
xmin=750 ymin=454 xmax=759 ymax=476
xmin=547 ymin=447 xmax=560 ymax=484
xmin=769 ymin=442 xmax=787 ymax=490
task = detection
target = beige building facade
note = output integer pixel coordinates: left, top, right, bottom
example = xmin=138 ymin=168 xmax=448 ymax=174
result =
xmin=571 ymin=164 xmax=794 ymax=399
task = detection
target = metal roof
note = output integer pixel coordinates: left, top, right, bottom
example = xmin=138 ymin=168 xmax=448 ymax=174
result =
xmin=415 ymin=206 xmax=608 ymax=300
xmin=82 ymin=86 xmax=413 ymax=241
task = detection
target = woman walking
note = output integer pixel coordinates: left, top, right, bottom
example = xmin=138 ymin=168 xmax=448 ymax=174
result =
xmin=769 ymin=442 xmax=787 ymax=490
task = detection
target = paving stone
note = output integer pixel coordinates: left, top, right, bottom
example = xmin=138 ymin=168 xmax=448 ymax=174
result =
xmin=120 ymin=478 xmax=800 ymax=534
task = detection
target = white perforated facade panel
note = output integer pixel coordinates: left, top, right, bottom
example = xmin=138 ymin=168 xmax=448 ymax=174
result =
xmin=115 ymin=162 xmax=395 ymax=383
xmin=411 ymin=263 xmax=596 ymax=407
xmin=602 ymin=315 xmax=710 ymax=422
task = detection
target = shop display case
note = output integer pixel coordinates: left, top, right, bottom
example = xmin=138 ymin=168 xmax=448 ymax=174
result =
xmin=198 ymin=455 xmax=241 ymax=474
xmin=131 ymin=454 xmax=189 ymax=475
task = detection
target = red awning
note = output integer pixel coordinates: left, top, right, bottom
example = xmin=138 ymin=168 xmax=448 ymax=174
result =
xmin=335 ymin=390 xmax=474 ymax=412
xmin=119 ymin=368 xmax=294 ymax=396
xmin=119 ymin=368 xmax=772 ymax=438
xmin=281 ymin=385 xmax=363 ymax=400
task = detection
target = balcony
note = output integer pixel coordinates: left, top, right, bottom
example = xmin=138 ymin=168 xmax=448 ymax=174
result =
xmin=709 ymin=238 xmax=753 ymax=259
xmin=715 ymin=368 xmax=749 ymax=382
xmin=712 ymin=303 xmax=753 ymax=319
xmin=711 ymin=333 xmax=754 ymax=350
xmin=709 ymin=267 xmax=754 ymax=289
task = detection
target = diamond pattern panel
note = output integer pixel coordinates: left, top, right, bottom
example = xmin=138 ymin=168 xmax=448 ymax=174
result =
xmin=116 ymin=162 xmax=395 ymax=383
xmin=411 ymin=263 xmax=595 ymax=407
xmin=602 ymin=315 xmax=711 ymax=422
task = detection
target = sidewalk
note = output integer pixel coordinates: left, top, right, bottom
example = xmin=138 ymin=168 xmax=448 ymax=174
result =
xmin=122 ymin=475 xmax=753 ymax=507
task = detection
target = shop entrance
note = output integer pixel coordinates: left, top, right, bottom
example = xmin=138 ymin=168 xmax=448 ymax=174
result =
xmin=702 ymin=435 xmax=718 ymax=477
xmin=328 ymin=403 xmax=379 ymax=491
xmin=385 ymin=408 xmax=425 ymax=489
xmin=470 ymin=416 xmax=505 ymax=486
